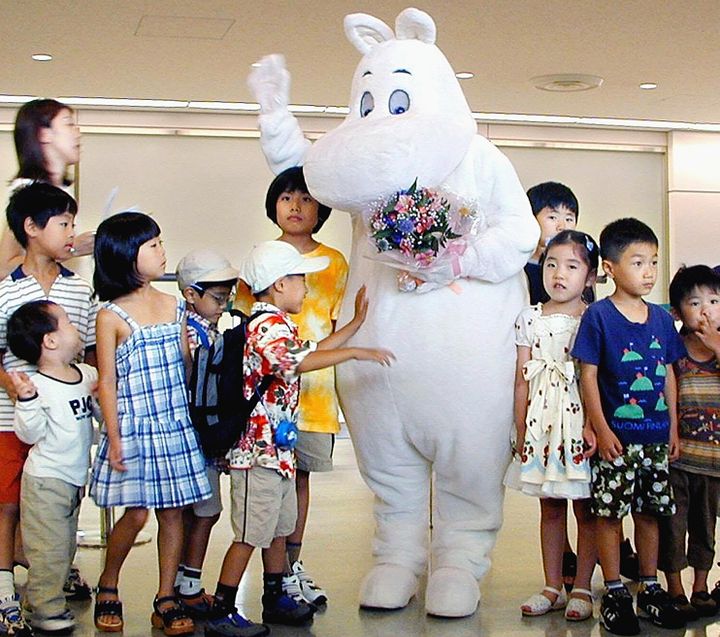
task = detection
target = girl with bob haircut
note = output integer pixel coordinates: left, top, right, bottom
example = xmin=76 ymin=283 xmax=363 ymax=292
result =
xmin=89 ymin=212 xmax=211 ymax=636
xmin=264 ymin=166 xmax=331 ymax=233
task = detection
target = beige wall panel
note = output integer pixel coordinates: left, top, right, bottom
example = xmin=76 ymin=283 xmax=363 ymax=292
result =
xmin=668 ymin=191 xmax=720 ymax=274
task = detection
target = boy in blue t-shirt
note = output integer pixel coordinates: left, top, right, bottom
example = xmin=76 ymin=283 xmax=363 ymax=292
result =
xmin=573 ymin=218 xmax=686 ymax=635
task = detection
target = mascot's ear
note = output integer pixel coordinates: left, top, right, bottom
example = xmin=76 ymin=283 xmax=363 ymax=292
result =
xmin=395 ymin=7 xmax=436 ymax=44
xmin=344 ymin=13 xmax=394 ymax=54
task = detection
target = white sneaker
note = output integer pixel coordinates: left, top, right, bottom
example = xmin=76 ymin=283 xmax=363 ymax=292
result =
xmin=0 ymin=596 xmax=34 ymax=636
xmin=281 ymin=574 xmax=311 ymax=607
xmin=28 ymin=608 xmax=75 ymax=634
xmin=290 ymin=561 xmax=327 ymax=606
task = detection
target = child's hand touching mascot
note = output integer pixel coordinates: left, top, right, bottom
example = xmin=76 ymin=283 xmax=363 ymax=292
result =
xmin=248 ymin=7 xmax=539 ymax=617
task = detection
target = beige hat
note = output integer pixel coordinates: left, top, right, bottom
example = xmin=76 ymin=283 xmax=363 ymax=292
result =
xmin=240 ymin=240 xmax=329 ymax=294
xmin=176 ymin=248 xmax=239 ymax=290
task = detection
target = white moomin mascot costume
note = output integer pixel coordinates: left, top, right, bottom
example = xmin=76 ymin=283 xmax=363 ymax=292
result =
xmin=249 ymin=7 xmax=539 ymax=618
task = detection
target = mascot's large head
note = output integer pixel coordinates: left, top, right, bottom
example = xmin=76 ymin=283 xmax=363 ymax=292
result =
xmin=304 ymin=8 xmax=477 ymax=214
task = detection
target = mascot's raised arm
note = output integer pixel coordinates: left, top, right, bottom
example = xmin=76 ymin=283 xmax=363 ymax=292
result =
xmin=248 ymin=7 xmax=539 ymax=618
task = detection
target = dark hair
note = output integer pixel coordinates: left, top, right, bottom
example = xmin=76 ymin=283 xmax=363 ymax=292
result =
xmin=669 ymin=265 xmax=720 ymax=311
xmin=265 ymin=166 xmax=331 ymax=233
xmin=7 ymin=300 xmax=59 ymax=364
xmin=599 ymin=217 xmax=658 ymax=263
xmin=14 ymin=99 xmax=73 ymax=185
xmin=93 ymin=212 xmax=161 ymax=301
xmin=526 ymin=182 xmax=579 ymax=218
xmin=6 ymin=182 xmax=78 ymax=248
xmin=543 ymin=230 xmax=599 ymax=303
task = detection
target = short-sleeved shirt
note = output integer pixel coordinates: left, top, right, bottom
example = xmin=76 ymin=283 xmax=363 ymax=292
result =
xmin=0 ymin=265 xmax=97 ymax=432
xmin=185 ymin=309 xmax=219 ymax=357
xmin=234 ymin=242 xmax=348 ymax=433
xmin=227 ymin=302 xmax=316 ymax=478
xmin=572 ymin=298 xmax=685 ymax=445
xmin=673 ymin=354 xmax=720 ymax=477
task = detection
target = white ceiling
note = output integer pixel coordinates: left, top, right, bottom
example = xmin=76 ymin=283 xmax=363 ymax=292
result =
xmin=2 ymin=0 xmax=720 ymax=123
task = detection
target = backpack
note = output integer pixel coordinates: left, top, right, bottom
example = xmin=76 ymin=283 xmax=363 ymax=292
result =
xmin=189 ymin=312 xmax=273 ymax=458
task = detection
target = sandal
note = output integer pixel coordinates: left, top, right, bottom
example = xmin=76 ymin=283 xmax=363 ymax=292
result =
xmin=565 ymin=587 xmax=593 ymax=621
xmin=94 ymin=586 xmax=123 ymax=633
xmin=150 ymin=596 xmax=195 ymax=636
xmin=562 ymin=551 xmax=577 ymax=593
xmin=521 ymin=585 xmax=567 ymax=616
xmin=178 ymin=589 xmax=214 ymax=620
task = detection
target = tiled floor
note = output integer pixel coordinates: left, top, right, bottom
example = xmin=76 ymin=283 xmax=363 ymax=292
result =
xmin=16 ymin=439 xmax=720 ymax=636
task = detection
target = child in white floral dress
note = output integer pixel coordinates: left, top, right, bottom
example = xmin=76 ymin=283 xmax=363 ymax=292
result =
xmin=505 ymin=230 xmax=599 ymax=621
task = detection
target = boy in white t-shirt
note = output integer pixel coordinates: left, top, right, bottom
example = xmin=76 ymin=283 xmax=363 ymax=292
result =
xmin=7 ymin=300 xmax=99 ymax=634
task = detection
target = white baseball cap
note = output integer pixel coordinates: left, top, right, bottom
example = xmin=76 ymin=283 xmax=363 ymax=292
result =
xmin=240 ymin=240 xmax=329 ymax=294
xmin=176 ymin=248 xmax=239 ymax=290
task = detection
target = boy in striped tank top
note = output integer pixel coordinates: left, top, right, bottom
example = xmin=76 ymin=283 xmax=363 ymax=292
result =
xmin=0 ymin=183 xmax=97 ymax=636
xmin=659 ymin=265 xmax=720 ymax=619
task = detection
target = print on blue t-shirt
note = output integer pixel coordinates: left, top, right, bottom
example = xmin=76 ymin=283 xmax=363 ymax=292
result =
xmin=572 ymin=298 xmax=686 ymax=445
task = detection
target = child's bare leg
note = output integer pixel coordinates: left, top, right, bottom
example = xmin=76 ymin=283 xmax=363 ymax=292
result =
xmin=692 ymin=569 xmax=710 ymax=594
xmin=0 ymin=504 xmax=18 ymax=573
xmin=263 ymin=537 xmax=286 ymax=575
xmin=13 ymin=525 xmax=27 ymax=568
xmin=536 ymin=499 xmax=566 ymax=599
xmin=665 ymin=570 xmax=685 ymax=597
xmin=633 ymin=512 xmax=659 ymax=578
xmin=572 ymin=499 xmax=596 ymax=594
xmin=155 ymin=507 xmax=185 ymax=600
xmin=596 ymin=517 xmax=622 ymax=582
xmin=217 ymin=542 xmax=254 ymax=588
xmin=184 ymin=513 xmax=221 ymax=571
xmin=286 ymin=470 xmax=309 ymax=567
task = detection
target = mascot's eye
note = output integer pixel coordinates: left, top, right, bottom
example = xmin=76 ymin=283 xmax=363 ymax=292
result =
xmin=388 ymin=90 xmax=410 ymax=115
xmin=360 ymin=92 xmax=375 ymax=118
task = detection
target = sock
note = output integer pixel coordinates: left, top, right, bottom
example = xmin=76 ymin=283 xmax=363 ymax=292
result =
xmin=605 ymin=579 xmax=624 ymax=591
xmin=174 ymin=564 xmax=185 ymax=589
xmin=0 ymin=569 xmax=15 ymax=601
xmin=179 ymin=567 xmax=202 ymax=596
xmin=286 ymin=542 xmax=302 ymax=568
xmin=213 ymin=583 xmax=238 ymax=609
xmin=639 ymin=575 xmax=658 ymax=589
xmin=263 ymin=572 xmax=283 ymax=599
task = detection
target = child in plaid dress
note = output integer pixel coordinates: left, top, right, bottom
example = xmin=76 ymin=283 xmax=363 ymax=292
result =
xmin=89 ymin=213 xmax=211 ymax=636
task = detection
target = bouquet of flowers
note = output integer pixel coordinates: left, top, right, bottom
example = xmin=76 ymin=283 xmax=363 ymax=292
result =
xmin=365 ymin=180 xmax=480 ymax=291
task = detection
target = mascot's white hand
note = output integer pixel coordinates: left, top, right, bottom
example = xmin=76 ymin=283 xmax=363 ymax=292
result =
xmin=248 ymin=54 xmax=290 ymax=113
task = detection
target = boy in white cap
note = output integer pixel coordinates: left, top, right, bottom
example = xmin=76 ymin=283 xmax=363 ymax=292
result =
xmin=206 ymin=241 xmax=392 ymax=637
xmin=174 ymin=248 xmax=238 ymax=619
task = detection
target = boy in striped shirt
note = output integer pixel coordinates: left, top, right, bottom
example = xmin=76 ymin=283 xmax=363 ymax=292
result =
xmin=0 ymin=183 xmax=97 ymax=636
xmin=659 ymin=265 xmax=720 ymax=620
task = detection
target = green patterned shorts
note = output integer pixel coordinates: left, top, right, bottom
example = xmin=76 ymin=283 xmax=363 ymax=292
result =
xmin=590 ymin=443 xmax=675 ymax=519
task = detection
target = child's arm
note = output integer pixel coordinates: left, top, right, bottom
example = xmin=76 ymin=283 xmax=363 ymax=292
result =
xmin=695 ymin=314 xmax=720 ymax=361
xmin=665 ymin=363 xmax=680 ymax=461
xmin=0 ymin=352 xmax=18 ymax=403
xmin=180 ymin=316 xmax=192 ymax=381
xmin=95 ymin=309 xmax=126 ymax=472
xmin=580 ymin=362 xmax=623 ymax=461
xmin=513 ymin=345 xmax=530 ymax=453
xmin=297 ymin=345 xmax=394 ymax=373
xmin=316 ymin=286 xmax=367 ymax=351
xmin=11 ymin=372 xmax=45 ymax=444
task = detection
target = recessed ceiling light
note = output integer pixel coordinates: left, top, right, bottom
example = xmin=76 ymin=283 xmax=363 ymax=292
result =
xmin=456 ymin=72 xmax=474 ymax=80
xmin=639 ymin=82 xmax=658 ymax=90
xmin=531 ymin=73 xmax=603 ymax=92
xmin=31 ymin=53 xmax=53 ymax=62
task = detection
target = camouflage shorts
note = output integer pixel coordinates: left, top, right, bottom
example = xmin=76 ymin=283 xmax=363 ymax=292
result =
xmin=590 ymin=443 xmax=675 ymax=519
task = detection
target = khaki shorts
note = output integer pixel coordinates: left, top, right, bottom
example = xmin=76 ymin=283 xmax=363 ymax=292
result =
xmin=193 ymin=464 xmax=222 ymax=518
xmin=295 ymin=431 xmax=334 ymax=473
xmin=230 ymin=467 xmax=297 ymax=548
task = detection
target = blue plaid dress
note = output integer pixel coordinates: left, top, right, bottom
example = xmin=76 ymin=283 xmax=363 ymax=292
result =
xmin=90 ymin=299 xmax=211 ymax=509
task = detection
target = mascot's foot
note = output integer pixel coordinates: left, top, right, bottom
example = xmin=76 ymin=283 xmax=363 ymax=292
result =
xmin=425 ymin=567 xmax=479 ymax=618
xmin=359 ymin=564 xmax=418 ymax=610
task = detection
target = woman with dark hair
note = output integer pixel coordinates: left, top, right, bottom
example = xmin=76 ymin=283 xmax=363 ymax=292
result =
xmin=0 ymin=99 xmax=95 ymax=279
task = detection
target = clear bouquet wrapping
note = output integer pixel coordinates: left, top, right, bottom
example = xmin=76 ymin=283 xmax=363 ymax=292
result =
xmin=364 ymin=180 xmax=482 ymax=291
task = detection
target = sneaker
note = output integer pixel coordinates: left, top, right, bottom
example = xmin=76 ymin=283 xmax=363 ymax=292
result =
xmin=619 ymin=539 xmax=639 ymax=581
xmin=205 ymin=609 xmax=269 ymax=637
xmin=690 ymin=590 xmax=718 ymax=617
xmin=261 ymin=593 xmax=315 ymax=626
xmin=0 ymin=596 xmax=34 ymax=637
xmin=28 ymin=609 xmax=75 ymax=635
xmin=281 ymin=575 xmax=313 ymax=608
xmin=62 ymin=569 xmax=91 ymax=602
xmin=599 ymin=587 xmax=640 ymax=636
xmin=637 ymin=583 xmax=686 ymax=629
xmin=670 ymin=594 xmax=698 ymax=622
xmin=289 ymin=561 xmax=327 ymax=606
xmin=711 ymin=579 xmax=720 ymax=609
xmin=178 ymin=589 xmax=214 ymax=620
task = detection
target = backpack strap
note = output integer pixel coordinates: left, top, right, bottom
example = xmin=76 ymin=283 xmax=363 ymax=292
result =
xmin=187 ymin=315 xmax=211 ymax=349
xmin=244 ymin=309 xmax=278 ymax=412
